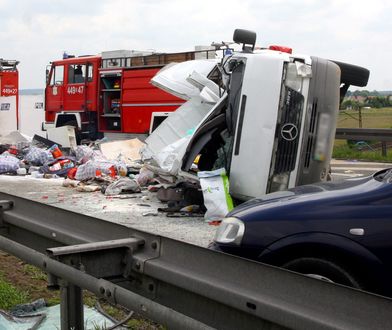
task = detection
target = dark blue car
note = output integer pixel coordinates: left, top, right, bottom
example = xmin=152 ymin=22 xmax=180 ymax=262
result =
xmin=210 ymin=169 xmax=392 ymax=296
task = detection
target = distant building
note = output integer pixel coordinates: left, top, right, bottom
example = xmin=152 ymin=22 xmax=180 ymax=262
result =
xmin=346 ymin=95 xmax=366 ymax=103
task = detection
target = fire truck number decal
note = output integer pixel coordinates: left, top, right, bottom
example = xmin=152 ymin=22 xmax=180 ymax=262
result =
xmin=2 ymin=88 xmax=17 ymax=95
xmin=67 ymin=86 xmax=84 ymax=95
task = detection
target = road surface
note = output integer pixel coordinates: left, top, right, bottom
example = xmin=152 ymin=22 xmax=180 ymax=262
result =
xmin=331 ymin=159 xmax=392 ymax=181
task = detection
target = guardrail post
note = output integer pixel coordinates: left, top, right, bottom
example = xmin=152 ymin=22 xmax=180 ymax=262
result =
xmin=60 ymin=280 xmax=84 ymax=330
xmin=382 ymin=142 xmax=387 ymax=157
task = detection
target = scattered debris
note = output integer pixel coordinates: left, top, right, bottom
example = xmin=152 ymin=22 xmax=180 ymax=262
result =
xmin=0 ymin=154 xmax=20 ymax=174
xmin=198 ymin=168 xmax=233 ymax=221
xmin=0 ymin=131 xmax=209 ymax=219
xmin=99 ymin=138 xmax=145 ymax=163
xmin=0 ymin=131 xmax=30 ymax=145
xmin=104 ymin=177 xmax=141 ymax=196
xmin=62 ymin=178 xmax=80 ymax=188
xmin=76 ymin=184 xmax=101 ymax=192
xmin=142 ymin=210 xmax=159 ymax=216
xmin=0 ymin=299 xmax=120 ymax=329
xmin=16 ymin=168 xmax=27 ymax=175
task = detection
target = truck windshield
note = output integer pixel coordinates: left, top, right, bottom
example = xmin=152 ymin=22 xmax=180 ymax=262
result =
xmin=49 ymin=65 xmax=64 ymax=86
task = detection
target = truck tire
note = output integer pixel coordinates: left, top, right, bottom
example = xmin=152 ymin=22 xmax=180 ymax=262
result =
xmin=282 ymin=257 xmax=362 ymax=289
xmin=331 ymin=60 xmax=370 ymax=87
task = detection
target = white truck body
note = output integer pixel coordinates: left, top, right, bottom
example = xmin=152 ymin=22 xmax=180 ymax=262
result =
xmin=146 ymin=48 xmax=341 ymax=200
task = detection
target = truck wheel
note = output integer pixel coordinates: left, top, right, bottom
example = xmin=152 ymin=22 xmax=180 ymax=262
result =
xmin=331 ymin=61 xmax=370 ymax=87
xmin=282 ymin=257 xmax=362 ymax=289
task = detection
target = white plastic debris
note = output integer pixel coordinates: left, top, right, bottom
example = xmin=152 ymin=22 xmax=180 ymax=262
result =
xmin=198 ymin=168 xmax=234 ymax=221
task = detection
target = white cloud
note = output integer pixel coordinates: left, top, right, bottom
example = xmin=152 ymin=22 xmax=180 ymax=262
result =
xmin=0 ymin=0 xmax=390 ymax=90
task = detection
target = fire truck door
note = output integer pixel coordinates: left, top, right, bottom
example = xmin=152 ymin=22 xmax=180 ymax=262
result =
xmin=45 ymin=65 xmax=64 ymax=113
xmin=64 ymin=63 xmax=94 ymax=112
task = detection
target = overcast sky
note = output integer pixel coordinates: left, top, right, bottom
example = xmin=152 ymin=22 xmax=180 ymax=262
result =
xmin=1 ymin=0 xmax=391 ymax=90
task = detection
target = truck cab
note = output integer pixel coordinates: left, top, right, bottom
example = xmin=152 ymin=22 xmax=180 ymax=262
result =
xmin=183 ymin=30 xmax=369 ymax=200
xmin=146 ymin=29 xmax=369 ymax=201
xmin=44 ymin=55 xmax=101 ymax=133
xmin=0 ymin=59 xmax=19 ymax=134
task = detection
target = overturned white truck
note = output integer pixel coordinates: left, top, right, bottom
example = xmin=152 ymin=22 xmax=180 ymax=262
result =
xmin=144 ymin=29 xmax=369 ymax=201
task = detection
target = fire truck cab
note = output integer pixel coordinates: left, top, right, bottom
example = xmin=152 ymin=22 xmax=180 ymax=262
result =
xmin=45 ymin=55 xmax=101 ymax=136
xmin=0 ymin=59 xmax=19 ymax=134
xmin=44 ymin=49 xmax=217 ymax=141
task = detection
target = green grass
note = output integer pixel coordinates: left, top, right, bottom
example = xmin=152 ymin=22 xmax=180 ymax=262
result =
xmin=0 ymin=272 xmax=29 ymax=310
xmin=337 ymin=107 xmax=392 ymax=129
xmin=333 ymin=143 xmax=392 ymax=162
xmin=23 ymin=264 xmax=47 ymax=281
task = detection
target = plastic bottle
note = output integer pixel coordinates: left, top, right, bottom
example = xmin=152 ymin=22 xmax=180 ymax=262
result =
xmin=49 ymin=144 xmax=63 ymax=159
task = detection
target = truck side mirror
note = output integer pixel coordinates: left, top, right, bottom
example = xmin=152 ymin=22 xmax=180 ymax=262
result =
xmin=233 ymin=29 xmax=256 ymax=52
xmin=46 ymin=65 xmax=52 ymax=85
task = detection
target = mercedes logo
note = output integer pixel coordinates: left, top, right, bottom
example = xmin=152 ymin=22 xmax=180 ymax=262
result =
xmin=281 ymin=123 xmax=298 ymax=141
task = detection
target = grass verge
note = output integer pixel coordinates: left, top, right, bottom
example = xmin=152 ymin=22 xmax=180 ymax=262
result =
xmin=0 ymin=272 xmax=29 ymax=310
xmin=333 ymin=143 xmax=392 ymax=162
xmin=0 ymin=252 xmax=163 ymax=329
xmin=334 ymin=107 xmax=392 ymax=162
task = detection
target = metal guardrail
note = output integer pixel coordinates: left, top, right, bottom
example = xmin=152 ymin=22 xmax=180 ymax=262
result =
xmin=335 ymin=128 xmax=392 ymax=156
xmin=1 ymin=193 xmax=392 ymax=330
xmin=335 ymin=128 xmax=392 ymax=141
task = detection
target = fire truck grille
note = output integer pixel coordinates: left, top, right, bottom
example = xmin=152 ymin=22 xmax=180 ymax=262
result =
xmin=274 ymin=88 xmax=304 ymax=173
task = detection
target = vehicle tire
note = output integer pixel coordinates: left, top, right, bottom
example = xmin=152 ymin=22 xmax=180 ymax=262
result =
xmin=331 ymin=60 xmax=369 ymax=87
xmin=282 ymin=257 xmax=362 ymax=289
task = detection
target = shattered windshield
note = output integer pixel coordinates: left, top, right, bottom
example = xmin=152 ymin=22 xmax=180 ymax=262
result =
xmin=181 ymin=59 xmax=246 ymax=175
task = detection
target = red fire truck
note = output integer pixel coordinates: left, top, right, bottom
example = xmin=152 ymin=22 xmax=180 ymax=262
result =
xmin=44 ymin=49 xmax=216 ymax=141
xmin=0 ymin=59 xmax=19 ymax=129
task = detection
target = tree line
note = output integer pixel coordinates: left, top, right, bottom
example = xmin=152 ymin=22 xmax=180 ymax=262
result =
xmin=342 ymin=90 xmax=392 ymax=109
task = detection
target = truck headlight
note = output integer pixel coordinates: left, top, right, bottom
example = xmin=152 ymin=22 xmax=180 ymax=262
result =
xmin=269 ymin=172 xmax=290 ymax=193
xmin=314 ymin=113 xmax=332 ymax=162
xmin=214 ymin=217 xmax=245 ymax=245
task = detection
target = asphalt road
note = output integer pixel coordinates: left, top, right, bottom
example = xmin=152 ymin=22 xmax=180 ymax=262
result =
xmin=331 ymin=159 xmax=392 ymax=181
